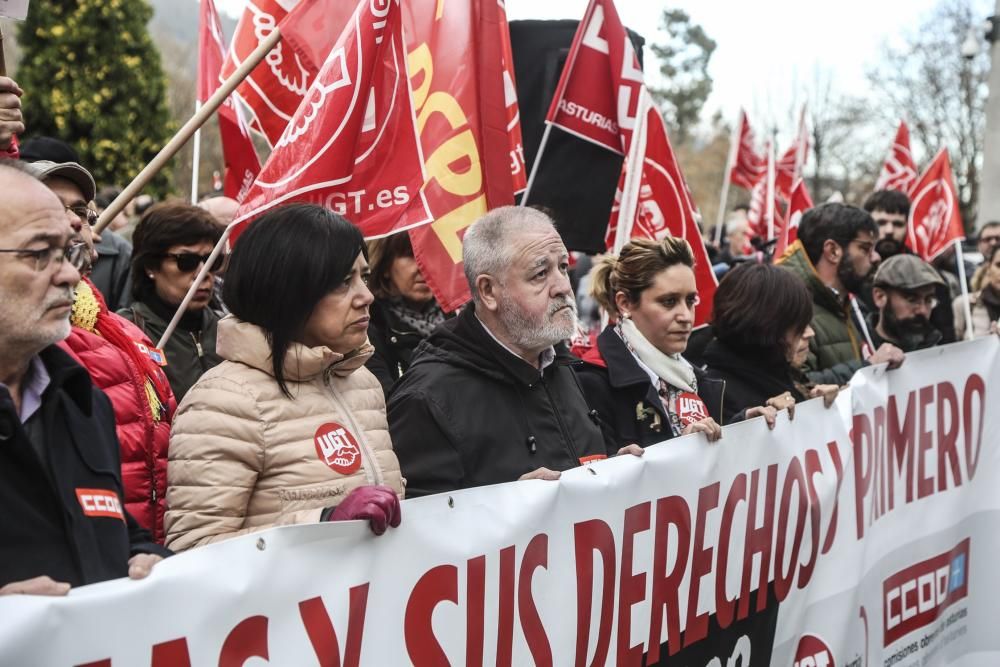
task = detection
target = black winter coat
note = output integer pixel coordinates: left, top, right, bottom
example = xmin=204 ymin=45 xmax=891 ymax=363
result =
xmin=0 ymin=346 xmax=169 ymax=588
xmin=365 ymin=299 xmax=435 ymax=397
xmin=387 ymin=305 xmax=607 ymax=498
xmin=700 ymin=338 xmax=807 ymax=425
xmin=574 ymin=326 xmax=726 ymax=453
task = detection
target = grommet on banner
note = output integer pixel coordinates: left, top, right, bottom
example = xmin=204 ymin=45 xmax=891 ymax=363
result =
xmin=256 ymin=538 xmax=266 ymax=551
xmin=447 ymin=496 xmax=455 ymax=508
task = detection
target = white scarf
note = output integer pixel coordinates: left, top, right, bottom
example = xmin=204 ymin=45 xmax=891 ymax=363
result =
xmin=620 ymin=317 xmax=696 ymax=393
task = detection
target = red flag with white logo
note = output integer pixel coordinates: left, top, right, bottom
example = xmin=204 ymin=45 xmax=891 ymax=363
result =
xmin=907 ymin=148 xmax=965 ymax=261
xmin=221 ymin=0 xmax=309 ymax=147
xmin=745 ymin=143 xmax=784 ymax=241
xmin=728 ymin=109 xmax=766 ymax=190
xmin=198 ymin=0 xmax=262 ymax=201
xmin=498 ymin=0 xmax=527 ymax=194
xmin=774 ymin=106 xmax=809 ymax=199
xmin=232 ymin=0 xmax=433 ymax=241
xmin=544 ymin=0 xmax=644 ymax=155
xmin=775 ymin=177 xmax=813 ymax=257
xmin=875 ymin=120 xmax=918 ymax=194
xmin=607 ymin=92 xmax=718 ymax=327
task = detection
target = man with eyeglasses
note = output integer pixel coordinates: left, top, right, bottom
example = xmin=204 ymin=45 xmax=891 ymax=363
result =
xmin=0 ymin=163 xmax=168 ymax=595
xmin=20 ymin=137 xmax=135 ymax=312
xmin=867 ymin=254 xmax=948 ymax=353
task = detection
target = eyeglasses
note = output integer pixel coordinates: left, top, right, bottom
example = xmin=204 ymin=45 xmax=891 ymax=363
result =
xmin=161 ymin=252 xmax=225 ymax=273
xmin=0 ymin=242 xmax=89 ymax=272
xmin=64 ymin=205 xmax=98 ymax=226
xmin=898 ymin=292 xmax=939 ymax=309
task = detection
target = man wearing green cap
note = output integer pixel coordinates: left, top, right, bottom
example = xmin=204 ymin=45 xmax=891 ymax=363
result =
xmin=868 ymin=254 xmax=947 ymax=352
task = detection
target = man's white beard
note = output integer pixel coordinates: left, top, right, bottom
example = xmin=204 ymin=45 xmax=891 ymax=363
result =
xmin=498 ymin=293 xmax=578 ymax=352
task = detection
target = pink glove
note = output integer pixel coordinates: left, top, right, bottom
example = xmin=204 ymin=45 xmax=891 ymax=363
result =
xmin=323 ymin=485 xmax=401 ymax=535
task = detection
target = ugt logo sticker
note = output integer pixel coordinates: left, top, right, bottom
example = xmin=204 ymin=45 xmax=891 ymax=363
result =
xmin=314 ymin=422 xmax=362 ymax=475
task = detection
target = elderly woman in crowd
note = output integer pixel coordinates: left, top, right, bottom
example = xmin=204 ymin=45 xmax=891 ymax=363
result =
xmin=164 ymin=204 xmax=403 ymax=552
xmin=364 ymin=232 xmax=446 ymax=395
xmin=576 ymin=237 xmax=775 ymax=452
xmin=701 ymin=263 xmax=840 ymax=424
xmin=954 ymin=244 xmax=1000 ymax=339
xmin=118 ymin=203 xmax=224 ymax=402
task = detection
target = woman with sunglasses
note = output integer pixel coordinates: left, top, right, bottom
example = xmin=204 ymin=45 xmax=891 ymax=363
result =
xmin=165 ymin=205 xmax=402 ymax=552
xmin=119 ymin=203 xmax=224 ymax=402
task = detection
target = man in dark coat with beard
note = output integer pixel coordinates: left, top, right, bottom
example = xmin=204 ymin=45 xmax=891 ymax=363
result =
xmin=387 ymin=206 xmax=616 ymax=498
xmin=867 ymin=254 xmax=947 ymax=352
xmin=777 ymin=203 xmax=905 ymax=385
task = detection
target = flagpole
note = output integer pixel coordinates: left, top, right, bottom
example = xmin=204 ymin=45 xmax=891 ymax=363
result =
xmin=613 ymin=88 xmax=650 ymax=254
xmin=520 ymin=123 xmax=552 ymax=206
xmin=954 ymin=238 xmax=975 ymax=341
xmin=190 ymin=102 xmax=202 ymax=204
xmin=850 ymin=295 xmax=876 ymax=354
xmin=94 ymin=27 xmax=282 ymax=234
xmin=714 ymin=113 xmax=740 ymax=246
xmin=156 ymin=225 xmax=232 ymax=350
xmin=766 ymin=141 xmax=776 ymax=241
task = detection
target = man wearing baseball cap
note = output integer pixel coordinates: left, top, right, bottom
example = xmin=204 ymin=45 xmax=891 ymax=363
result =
xmin=868 ymin=254 xmax=947 ymax=353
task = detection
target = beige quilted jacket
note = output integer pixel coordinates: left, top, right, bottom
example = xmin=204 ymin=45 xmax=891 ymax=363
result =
xmin=164 ymin=317 xmax=403 ymax=552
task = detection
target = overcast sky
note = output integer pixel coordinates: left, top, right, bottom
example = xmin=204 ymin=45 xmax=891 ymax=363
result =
xmin=211 ymin=0 xmax=992 ymax=141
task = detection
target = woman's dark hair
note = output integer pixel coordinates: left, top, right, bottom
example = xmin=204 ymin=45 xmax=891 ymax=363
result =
xmin=366 ymin=231 xmax=413 ymax=299
xmin=130 ymin=202 xmax=224 ymax=301
xmin=711 ymin=263 xmax=814 ymax=366
xmin=223 ymin=204 xmax=367 ymax=397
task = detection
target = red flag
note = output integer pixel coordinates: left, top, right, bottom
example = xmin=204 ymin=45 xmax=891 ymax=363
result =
xmin=907 ymin=148 xmax=965 ymax=261
xmin=498 ymin=0 xmax=527 ymax=194
xmin=221 ymin=0 xmax=309 ymax=146
xmin=544 ymin=0 xmax=644 ymax=155
xmin=746 ymin=143 xmax=784 ymax=241
xmin=728 ymin=109 xmax=766 ymax=190
xmin=775 ymin=177 xmax=813 ymax=257
xmin=775 ymin=107 xmax=809 ymax=199
xmin=233 ymin=0 xmax=433 ymax=241
xmin=607 ymin=93 xmax=718 ymax=327
xmin=198 ymin=0 xmax=262 ymax=201
xmin=875 ymin=120 xmax=918 ymax=194
xmin=404 ymin=0 xmax=516 ymax=311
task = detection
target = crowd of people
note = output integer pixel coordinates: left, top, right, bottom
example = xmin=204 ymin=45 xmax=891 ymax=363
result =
xmin=1 ymin=70 xmax=999 ymax=598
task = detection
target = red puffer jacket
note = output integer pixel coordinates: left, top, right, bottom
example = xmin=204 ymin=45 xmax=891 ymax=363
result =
xmin=59 ymin=280 xmax=176 ymax=543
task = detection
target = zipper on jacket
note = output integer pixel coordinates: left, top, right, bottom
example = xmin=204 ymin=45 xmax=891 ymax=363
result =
xmin=191 ymin=331 xmax=208 ymax=372
xmin=323 ymin=372 xmax=384 ymax=486
xmin=539 ymin=376 xmax=581 ymax=462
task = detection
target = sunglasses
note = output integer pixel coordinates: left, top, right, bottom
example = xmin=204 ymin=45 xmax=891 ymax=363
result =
xmin=162 ymin=252 xmax=225 ymax=273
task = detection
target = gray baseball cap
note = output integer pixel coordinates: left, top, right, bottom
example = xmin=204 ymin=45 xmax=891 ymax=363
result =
xmin=873 ymin=254 xmax=946 ymax=290
xmin=23 ymin=160 xmax=97 ymax=202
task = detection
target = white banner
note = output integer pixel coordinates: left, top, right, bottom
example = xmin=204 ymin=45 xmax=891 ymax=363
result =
xmin=1 ymin=338 xmax=997 ymax=666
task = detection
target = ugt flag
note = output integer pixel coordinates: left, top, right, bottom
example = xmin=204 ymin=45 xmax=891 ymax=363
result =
xmin=875 ymin=120 xmax=918 ymax=194
xmin=198 ymin=0 xmax=261 ymax=201
xmin=233 ymin=0 xmax=433 ymax=241
xmin=728 ymin=108 xmax=766 ymax=190
xmin=607 ymin=91 xmax=718 ymax=328
xmin=775 ymin=178 xmax=814 ymax=258
xmin=907 ymin=147 xmax=965 ymax=261
xmin=222 ymin=0 xmax=308 ymax=146
xmin=544 ymin=0 xmax=644 ymax=155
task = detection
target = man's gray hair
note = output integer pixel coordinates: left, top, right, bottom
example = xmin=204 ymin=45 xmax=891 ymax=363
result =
xmin=463 ymin=206 xmax=557 ymax=301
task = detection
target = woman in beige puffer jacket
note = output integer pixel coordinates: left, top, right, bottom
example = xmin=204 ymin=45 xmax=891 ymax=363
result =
xmin=164 ymin=205 xmax=404 ymax=552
